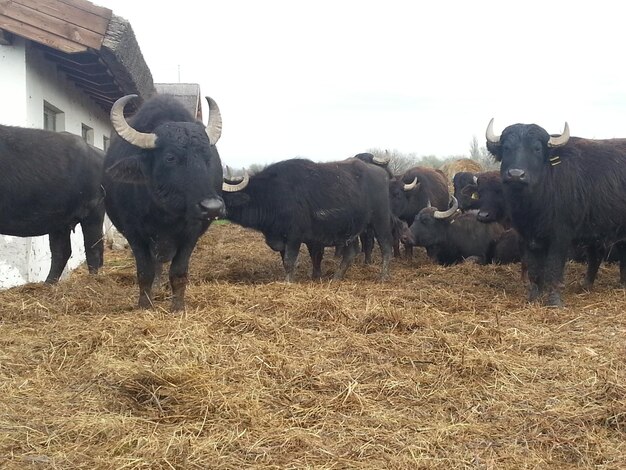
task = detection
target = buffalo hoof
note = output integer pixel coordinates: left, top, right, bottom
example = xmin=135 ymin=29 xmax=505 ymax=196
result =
xmin=138 ymin=295 xmax=153 ymax=310
xmin=544 ymin=291 xmax=564 ymax=308
xmin=171 ymin=299 xmax=185 ymax=313
xmin=577 ymin=280 xmax=593 ymax=293
xmin=527 ymin=283 xmax=542 ymax=302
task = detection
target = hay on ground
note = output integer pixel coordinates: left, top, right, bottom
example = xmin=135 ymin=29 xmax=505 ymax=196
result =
xmin=1 ymin=223 xmax=625 ymax=469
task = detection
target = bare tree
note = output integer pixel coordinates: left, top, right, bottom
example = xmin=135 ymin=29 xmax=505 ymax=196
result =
xmin=469 ymin=135 xmax=499 ymax=170
xmin=366 ymin=148 xmax=420 ymax=176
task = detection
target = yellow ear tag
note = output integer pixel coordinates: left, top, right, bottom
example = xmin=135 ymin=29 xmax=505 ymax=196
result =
xmin=471 ymin=192 xmax=479 ymax=200
xmin=549 ymin=156 xmax=561 ymax=166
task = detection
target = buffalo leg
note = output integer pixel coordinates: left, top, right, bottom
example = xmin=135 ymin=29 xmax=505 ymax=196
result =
xmin=617 ymin=242 xmax=626 ymax=287
xmin=282 ymin=241 xmax=301 ymax=282
xmin=334 ymin=240 xmax=359 ymax=280
xmin=46 ymin=229 xmax=72 ymax=283
xmin=393 ymin=238 xmax=402 ymax=258
xmin=152 ymin=261 xmax=164 ymax=292
xmin=404 ymin=243 xmax=413 ymax=260
xmin=361 ymin=230 xmax=375 ymax=265
xmin=306 ymin=242 xmax=324 ymax=280
xmin=582 ymin=244 xmax=603 ymax=291
xmin=525 ymin=243 xmax=547 ymax=302
xmin=169 ymin=239 xmax=199 ymax=312
xmin=129 ymin=241 xmax=156 ymax=309
xmin=543 ymin=239 xmax=570 ymax=307
xmin=80 ymin=210 xmax=105 ymax=274
xmin=372 ymin=217 xmax=393 ymax=281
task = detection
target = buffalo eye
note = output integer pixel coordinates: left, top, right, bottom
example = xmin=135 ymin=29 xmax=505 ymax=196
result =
xmin=165 ymin=154 xmax=177 ymax=164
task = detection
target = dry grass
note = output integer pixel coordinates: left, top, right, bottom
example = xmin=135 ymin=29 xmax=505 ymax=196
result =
xmin=1 ymin=223 xmax=625 ymax=469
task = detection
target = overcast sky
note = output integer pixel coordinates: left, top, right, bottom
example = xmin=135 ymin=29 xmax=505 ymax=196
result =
xmin=98 ymin=0 xmax=626 ymax=168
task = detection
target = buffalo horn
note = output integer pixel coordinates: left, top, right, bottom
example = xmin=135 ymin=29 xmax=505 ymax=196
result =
xmin=403 ymin=177 xmax=418 ymax=191
xmin=205 ymin=96 xmax=222 ymax=145
xmin=110 ymin=95 xmax=157 ymax=149
xmin=373 ymin=150 xmax=390 ymax=165
xmin=485 ymin=118 xmax=500 ymax=144
xmin=223 ymin=172 xmax=250 ymax=192
xmin=433 ymin=196 xmax=459 ymax=219
xmin=473 ymin=175 xmax=478 ymax=184
xmin=548 ymin=122 xmax=570 ymax=148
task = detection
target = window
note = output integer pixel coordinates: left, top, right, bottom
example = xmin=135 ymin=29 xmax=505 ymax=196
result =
xmin=43 ymin=101 xmax=63 ymax=132
xmin=103 ymin=135 xmax=110 ymax=152
xmin=81 ymin=124 xmax=94 ymax=145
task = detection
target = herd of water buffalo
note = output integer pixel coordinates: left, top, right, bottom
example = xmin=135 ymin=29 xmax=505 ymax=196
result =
xmin=2 ymin=93 xmax=626 ymax=310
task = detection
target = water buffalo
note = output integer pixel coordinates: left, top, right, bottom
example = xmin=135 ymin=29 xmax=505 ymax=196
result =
xmin=389 ymin=166 xmax=449 ymax=258
xmin=0 ymin=125 xmax=105 ymax=283
xmin=486 ymin=119 xmax=626 ymax=306
xmin=340 ymin=152 xmax=394 ymax=262
xmin=439 ymin=158 xmax=483 ymax=193
xmin=103 ymin=94 xmax=244 ymax=311
xmin=353 ymin=152 xmax=393 ymax=177
xmin=453 ymin=171 xmax=480 ymax=212
xmin=222 ymin=158 xmax=394 ymax=281
xmin=467 ymin=171 xmax=509 ymax=226
xmin=407 ymin=197 xmax=504 ymax=265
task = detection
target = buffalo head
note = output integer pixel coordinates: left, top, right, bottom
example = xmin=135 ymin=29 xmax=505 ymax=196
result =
xmin=106 ymin=94 xmax=246 ymax=221
xmin=453 ymin=171 xmax=479 ymax=212
xmin=408 ymin=196 xmax=459 ymax=247
xmin=486 ymin=118 xmax=569 ymax=188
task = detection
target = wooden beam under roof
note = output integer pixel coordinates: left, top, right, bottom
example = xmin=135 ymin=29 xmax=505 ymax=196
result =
xmin=0 ymin=0 xmax=111 ymax=53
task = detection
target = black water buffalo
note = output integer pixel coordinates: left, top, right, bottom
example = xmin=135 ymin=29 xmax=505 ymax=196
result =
xmin=0 ymin=125 xmax=105 ymax=283
xmin=103 ymin=94 xmax=244 ymax=311
xmin=468 ymin=171 xmax=509 ymax=226
xmin=492 ymin=229 xmax=523 ymax=265
xmin=453 ymin=171 xmax=480 ymax=212
xmin=486 ymin=119 xmax=626 ymax=306
xmin=439 ymin=158 xmax=483 ymax=194
xmin=353 ymin=152 xmax=393 ymax=177
xmin=407 ymin=197 xmax=505 ymax=265
xmin=223 ymin=158 xmax=394 ymax=281
xmin=469 ymin=171 xmax=523 ymax=267
xmin=454 ymin=170 xmax=524 ymax=268
xmin=389 ymin=166 xmax=449 ymax=258
xmin=341 ymin=152 xmax=394 ymax=262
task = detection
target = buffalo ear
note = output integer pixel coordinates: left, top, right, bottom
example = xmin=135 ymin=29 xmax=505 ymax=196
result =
xmin=486 ymin=141 xmax=502 ymax=162
xmin=106 ymin=155 xmax=147 ymax=183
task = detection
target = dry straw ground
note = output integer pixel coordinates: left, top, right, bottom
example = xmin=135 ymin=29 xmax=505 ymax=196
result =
xmin=1 ymin=223 xmax=625 ymax=469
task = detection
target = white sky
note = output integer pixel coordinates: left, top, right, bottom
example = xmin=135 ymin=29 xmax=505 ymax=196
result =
xmin=97 ymin=0 xmax=626 ymax=168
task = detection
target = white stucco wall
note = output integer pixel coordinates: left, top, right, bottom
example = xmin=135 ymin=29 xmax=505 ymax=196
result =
xmin=0 ymin=37 xmax=27 ymax=126
xmin=0 ymin=39 xmax=113 ymax=289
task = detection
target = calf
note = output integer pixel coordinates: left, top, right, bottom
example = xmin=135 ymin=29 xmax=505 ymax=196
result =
xmin=389 ymin=166 xmax=449 ymax=258
xmin=408 ymin=197 xmax=504 ymax=266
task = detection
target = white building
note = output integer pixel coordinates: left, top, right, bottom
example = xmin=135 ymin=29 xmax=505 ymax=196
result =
xmin=0 ymin=0 xmax=155 ymax=288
